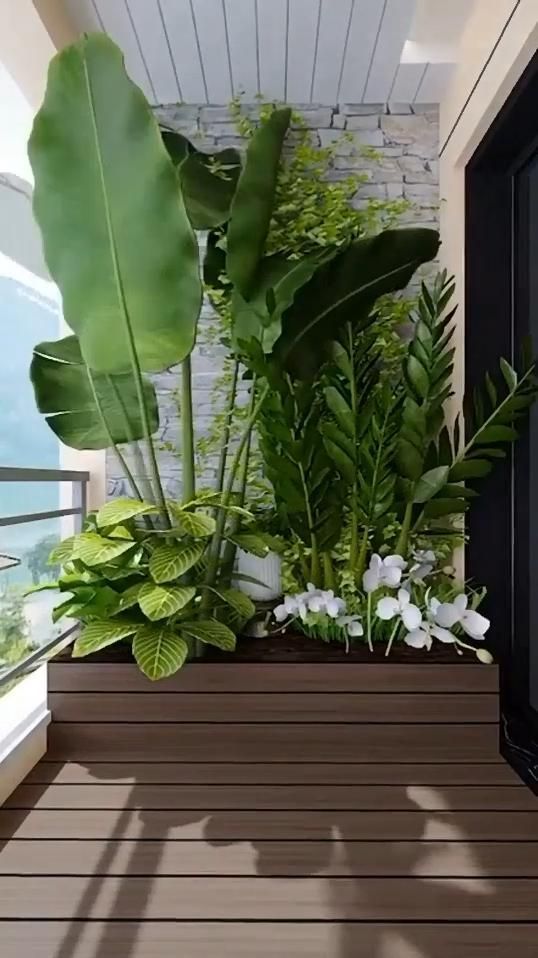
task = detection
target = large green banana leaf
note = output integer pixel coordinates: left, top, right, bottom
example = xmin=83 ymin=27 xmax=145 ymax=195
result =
xmin=161 ymin=128 xmax=241 ymax=230
xmin=272 ymin=228 xmax=440 ymax=379
xmin=31 ymin=336 xmax=158 ymax=450
xmin=231 ymin=253 xmax=329 ymax=353
xmin=28 ymin=34 xmax=201 ymax=376
xmin=226 ymin=108 xmax=291 ymax=300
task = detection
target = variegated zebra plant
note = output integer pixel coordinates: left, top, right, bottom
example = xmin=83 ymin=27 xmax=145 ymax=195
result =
xmin=28 ymin=33 xmax=439 ymax=678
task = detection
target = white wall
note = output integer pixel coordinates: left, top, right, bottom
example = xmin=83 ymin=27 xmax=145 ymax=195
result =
xmin=439 ymin=0 xmax=538 ymax=413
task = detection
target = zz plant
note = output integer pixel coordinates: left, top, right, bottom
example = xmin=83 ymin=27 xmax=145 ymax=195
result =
xmin=28 ymin=33 xmax=439 ymax=678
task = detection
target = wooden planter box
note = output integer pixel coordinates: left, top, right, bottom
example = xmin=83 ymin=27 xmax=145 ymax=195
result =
xmin=47 ymin=660 xmax=500 ymax=764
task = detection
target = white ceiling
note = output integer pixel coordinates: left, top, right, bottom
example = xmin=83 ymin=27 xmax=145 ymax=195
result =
xmin=62 ymin=0 xmax=471 ymax=105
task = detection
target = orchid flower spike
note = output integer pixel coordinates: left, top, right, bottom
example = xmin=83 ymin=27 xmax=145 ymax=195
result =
xmin=363 ymin=554 xmax=407 ymax=593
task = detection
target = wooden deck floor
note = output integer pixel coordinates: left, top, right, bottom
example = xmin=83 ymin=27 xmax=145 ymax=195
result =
xmin=1 ymin=661 xmax=538 ymax=957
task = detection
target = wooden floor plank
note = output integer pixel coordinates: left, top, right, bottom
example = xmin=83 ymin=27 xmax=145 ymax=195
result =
xmin=1 ymin=838 xmax=537 ymax=877
xmin=2 ymin=875 xmax=538 ymax=920
xmin=27 ymin=760 xmax=519 ymax=786
xmin=49 ymin=691 xmax=499 ymax=723
xmin=48 ymin=662 xmax=499 ymax=693
xmin=6 ymin=783 xmax=536 ymax=811
xmin=2 ymin=921 xmax=537 ymax=958
xmin=2 ymin=808 xmax=537 ymax=841
xmin=47 ymin=722 xmax=500 ymax=762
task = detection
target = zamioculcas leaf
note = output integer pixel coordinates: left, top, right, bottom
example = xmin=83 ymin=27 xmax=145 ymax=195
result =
xmin=226 ymin=533 xmax=271 ymax=558
xmin=48 ymin=536 xmax=77 ymax=565
xmin=227 ymin=108 xmax=291 ymax=299
xmin=97 ymin=497 xmax=159 ymax=528
xmin=273 ymin=228 xmax=440 ymax=379
xmin=149 ymin=540 xmax=205 ymax=583
xmin=30 ymin=336 xmax=159 ymax=450
xmin=138 ymin=583 xmax=196 ymax=621
xmin=413 ymin=466 xmax=450 ymax=504
xmin=324 ymin=387 xmax=355 ymax=440
xmin=181 ymin=619 xmax=237 ymax=651
xmin=161 ymin=128 xmax=241 ymax=229
xmin=73 ymin=532 xmax=135 ymax=567
xmin=29 ymin=34 xmax=201 ymax=375
xmin=73 ymin=619 xmax=138 ymax=657
xmin=172 ymin=510 xmax=216 ymax=538
xmin=133 ymin=625 xmax=189 ymax=679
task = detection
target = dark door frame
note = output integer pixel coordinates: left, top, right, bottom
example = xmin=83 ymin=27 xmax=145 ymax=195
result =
xmin=465 ymin=49 xmax=538 ymax=789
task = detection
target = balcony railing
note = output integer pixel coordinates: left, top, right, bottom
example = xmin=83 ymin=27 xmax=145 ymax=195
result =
xmin=0 ymin=466 xmax=89 ymax=692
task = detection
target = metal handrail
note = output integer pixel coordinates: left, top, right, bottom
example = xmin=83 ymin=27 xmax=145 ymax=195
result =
xmin=0 ymin=466 xmax=89 ymax=689
xmin=0 ymin=467 xmax=90 ymax=482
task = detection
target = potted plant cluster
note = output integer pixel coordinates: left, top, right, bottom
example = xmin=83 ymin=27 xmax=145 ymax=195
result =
xmin=28 ymin=34 xmax=536 ymax=679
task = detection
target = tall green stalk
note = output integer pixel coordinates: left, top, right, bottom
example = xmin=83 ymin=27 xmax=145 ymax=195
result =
xmin=396 ymin=502 xmax=414 ymax=557
xmin=86 ymin=370 xmax=143 ymax=502
xmin=181 ymin=356 xmax=195 ymax=505
xmin=107 ymin=375 xmax=155 ymax=503
xmin=220 ymin=374 xmax=257 ymax=578
xmin=202 ymin=382 xmax=270 ymax=609
xmin=346 ymin=324 xmax=360 ymax=571
xmin=214 ymin=358 xmax=240 ymax=498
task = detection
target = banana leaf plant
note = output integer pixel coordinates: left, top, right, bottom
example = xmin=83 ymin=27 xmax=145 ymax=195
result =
xmin=28 ymin=33 xmax=441 ymax=676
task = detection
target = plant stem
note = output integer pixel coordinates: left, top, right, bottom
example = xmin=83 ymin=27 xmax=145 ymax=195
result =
xmin=123 ymin=304 xmax=171 ymax=527
xmin=366 ymin=592 xmax=373 ymax=653
xmin=396 ymin=502 xmax=414 ymax=558
xmin=220 ymin=375 xmax=257 ymax=579
xmin=214 ymin=358 xmax=239 ymax=499
xmin=106 ymin=375 xmax=155 ymax=504
xmin=346 ymin=324 xmax=360 ymax=571
xmin=385 ymin=619 xmax=399 ymax=658
xmin=181 ymin=356 xmax=195 ymax=505
xmin=202 ymin=382 xmax=270 ymax=609
xmin=356 ymin=529 xmax=369 ymax=585
xmin=322 ymin=552 xmax=336 ymax=591
xmin=87 ymin=370 xmax=144 ymax=502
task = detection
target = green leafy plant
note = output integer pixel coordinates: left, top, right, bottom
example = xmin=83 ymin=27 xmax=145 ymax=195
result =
xmin=263 ymin=270 xmax=537 ymax=608
xmin=29 ymin=34 xmax=439 ymax=677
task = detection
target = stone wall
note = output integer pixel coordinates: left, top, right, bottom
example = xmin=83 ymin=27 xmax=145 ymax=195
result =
xmin=107 ymin=102 xmax=439 ymax=499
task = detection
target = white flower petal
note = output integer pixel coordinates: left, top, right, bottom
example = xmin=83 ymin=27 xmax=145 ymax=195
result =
xmin=454 ymin=594 xmax=468 ymax=614
xmin=376 ymin=596 xmax=399 ymax=620
xmin=298 ymin=602 xmax=308 ymax=622
xmin=363 ymin=569 xmax=379 ymax=593
xmin=476 ymin=648 xmax=494 ymax=664
xmin=306 ymin=583 xmax=317 ymax=593
xmin=405 ymin=629 xmax=431 ymax=650
xmin=370 ymin=554 xmax=382 ymax=570
xmin=307 ymin=595 xmax=323 ymax=613
xmin=382 ymin=566 xmax=402 ymax=588
xmin=398 ymin=589 xmax=411 ymax=608
xmin=385 ymin=555 xmax=407 ymax=569
xmin=461 ymin=610 xmax=490 ymax=639
xmin=431 ymin=625 xmax=456 ymax=644
xmin=402 ymin=603 xmax=422 ymax=631
xmin=325 ymin=598 xmax=340 ymax=618
xmin=434 ymin=602 xmax=460 ymax=629
xmin=347 ymin=620 xmax=364 ymax=637
xmin=273 ymin=604 xmax=289 ymax=622
xmin=429 ymin=597 xmax=440 ymax=615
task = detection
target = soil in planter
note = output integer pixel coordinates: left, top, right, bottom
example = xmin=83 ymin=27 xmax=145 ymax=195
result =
xmin=56 ymin=631 xmax=477 ymax=664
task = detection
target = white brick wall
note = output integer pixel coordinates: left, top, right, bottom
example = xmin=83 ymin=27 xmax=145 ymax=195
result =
xmin=107 ymin=102 xmax=439 ymax=499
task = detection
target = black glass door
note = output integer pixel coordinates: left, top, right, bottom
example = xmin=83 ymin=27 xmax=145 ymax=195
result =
xmin=466 ymin=50 xmax=538 ymax=789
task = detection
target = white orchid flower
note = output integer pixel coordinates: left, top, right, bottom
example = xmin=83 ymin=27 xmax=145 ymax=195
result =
xmin=336 ymin=614 xmax=364 ymax=637
xmin=432 ymin=593 xmax=490 ymax=640
xmin=363 ymin=554 xmax=407 ymax=593
xmin=376 ymin=588 xmax=422 ymax=631
xmin=404 ymin=549 xmax=436 ymax=585
xmin=404 ymin=619 xmax=456 ymax=651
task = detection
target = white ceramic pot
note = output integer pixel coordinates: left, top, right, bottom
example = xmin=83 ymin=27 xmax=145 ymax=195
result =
xmin=235 ymin=549 xmax=282 ymax=601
